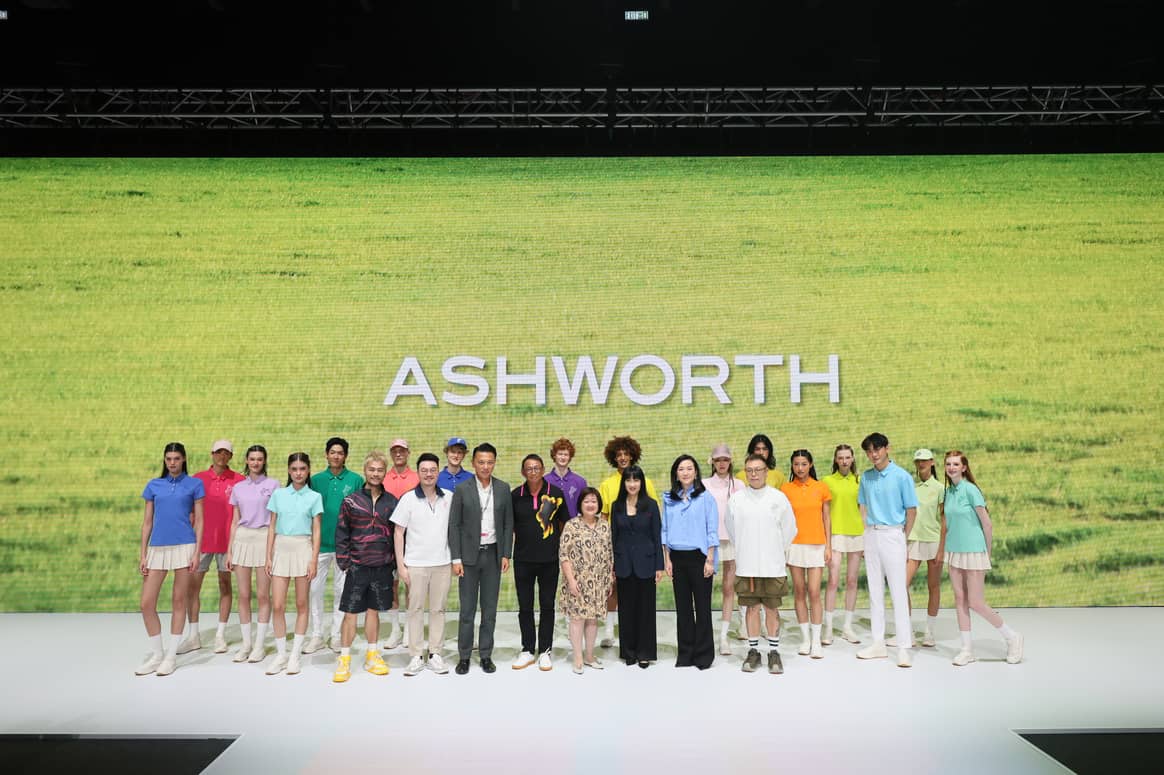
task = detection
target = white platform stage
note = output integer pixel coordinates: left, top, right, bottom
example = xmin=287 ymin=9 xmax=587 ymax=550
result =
xmin=2 ymin=609 xmax=1161 ymax=774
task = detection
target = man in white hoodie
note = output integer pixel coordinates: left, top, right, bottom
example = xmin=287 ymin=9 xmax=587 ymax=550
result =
xmin=726 ymin=453 xmax=798 ymax=674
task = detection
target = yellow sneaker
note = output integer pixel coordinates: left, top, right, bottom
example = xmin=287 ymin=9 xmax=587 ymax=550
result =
xmin=332 ymin=655 xmax=352 ymax=683
xmin=364 ymin=649 xmax=389 ymax=676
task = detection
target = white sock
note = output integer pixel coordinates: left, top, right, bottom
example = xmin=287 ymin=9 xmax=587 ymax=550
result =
xmin=275 ymin=637 xmax=286 ymax=656
xmin=799 ymin=623 xmax=809 ymax=643
xmin=810 ymin=623 xmax=821 ymax=646
xmin=926 ymin=616 xmax=937 ymax=634
xmin=148 ymin=634 xmax=163 ymax=657
xmin=341 ymin=647 xmax=351 ymax=657
xmin=960 ymin=630 xmax=973 ymax=649
xmin=824 ymin=611 xmax=834 ymax=631
xmin=719 ymin=620 xmax=730 ymax=639
xmin=604 ymin=618 xmax=615 ymax=639
xmin=255 ymin=622 xmax=268 ymax=647
xmin=216 ymin=621 xmax=226 ymax=637
xmin=292 ymin=634 xmax=305 ymax=655
xmin=844 ymin=610 xmax=854 ymax=629
xmin=164 ymin=635 xmax=180 ymax=660
xmin=186 ymin=620 xmax=197 ymax=638
xmin=390 ymin=609 xmax=400 ymax=628
xmin=996 ymin=623 xmax=1016 ymax=640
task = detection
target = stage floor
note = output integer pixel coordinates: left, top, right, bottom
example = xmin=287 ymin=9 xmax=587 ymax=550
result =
xmin=2 ymin=608 xmax=1161 ymax=774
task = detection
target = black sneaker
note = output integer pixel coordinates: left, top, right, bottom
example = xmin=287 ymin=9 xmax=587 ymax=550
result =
xmin=480 ymin=657 xmax=496 ymax=674
xmin=768 ymin=650 xmax=784 ymax=675
xmin=742 ymin=648 xmax=762 ymax=673
xmin=455 ymin=659 xmax=471 ymax=675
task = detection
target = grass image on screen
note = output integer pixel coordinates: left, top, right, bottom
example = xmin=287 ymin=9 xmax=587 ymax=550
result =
xmin=0 ymin=155 xmax=1161 ymax=613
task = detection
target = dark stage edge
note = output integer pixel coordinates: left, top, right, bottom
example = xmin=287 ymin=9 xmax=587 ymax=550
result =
xmin=1 ymin=734 xmax=236 ymax=775
xmin=1019 ymin=730 xmax=1164 ymax=774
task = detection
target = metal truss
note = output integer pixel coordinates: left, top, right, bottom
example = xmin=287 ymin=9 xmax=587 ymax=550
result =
xmin=1 ymin=85 xmax=1160 ymax=130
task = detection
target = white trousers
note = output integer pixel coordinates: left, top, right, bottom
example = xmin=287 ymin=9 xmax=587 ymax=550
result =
xmin=308 ymin=551 xmax=346 ymax=639
xmin=863 ymin=526 xmax=912 ymax=648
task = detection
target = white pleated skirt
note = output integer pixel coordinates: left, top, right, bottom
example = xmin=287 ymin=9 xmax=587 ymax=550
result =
xmin=271 ymin=534 xmax=312 ymax=577
xmin=232 ymin=526 xmax=268 ymax=568
xmin=945 ymin=551 xmax=992 ymax=571
xmin=145 ymin=542 xmax=196 ymax=571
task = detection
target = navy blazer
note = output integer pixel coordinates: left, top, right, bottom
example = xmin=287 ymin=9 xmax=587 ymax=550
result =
xmin=610 ymin=496 xmax=664 ymax=579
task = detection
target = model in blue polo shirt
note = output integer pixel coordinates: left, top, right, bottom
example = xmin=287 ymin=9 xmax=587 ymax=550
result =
xmin=943 ymin=450 xmax=1023 ymax=667
xmin=135 ymin=443 xmax=205 ymax=678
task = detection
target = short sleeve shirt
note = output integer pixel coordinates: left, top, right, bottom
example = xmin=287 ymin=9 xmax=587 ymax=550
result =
xmin=142 ymin=474 xmax=205 ymax=546
xmin=857 ymin=461 xmax=918 ymax=526
xmin=780 ymin=478 xmax=832 ymax=545
xmin=910 ymin=477 xmax=945 ymax=543
xmin=943 ymin=481 xmax=988 ymax=553
xmin=822 ymin=472 xmax=861 ymax=537
xmin=599 ymin=472 xmax=659 ymax=516
xmin=384 ymin=468 xmax=420 ymax=499
xmin=229 ymin=475 xmax=280 ymax=529
xmin=310 ymin=468 xmax=364 ymax=552
xmin=193 ymin=468 xmax=245 ymax=554
xmin=268 ymin=485 xmax=324 ymax=537
xmin=391 ymin=487 xmax=453 ymax=567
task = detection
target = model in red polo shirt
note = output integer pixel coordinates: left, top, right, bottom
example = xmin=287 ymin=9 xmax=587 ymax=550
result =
xmin=180 ymin=440 xmax=245 ymax=655
xmin=383 ymin=438 xmax=419 ymax=648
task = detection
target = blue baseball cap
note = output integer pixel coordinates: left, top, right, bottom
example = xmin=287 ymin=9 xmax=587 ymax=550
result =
xmin=446 ymin=437 xmax=468 ymax=450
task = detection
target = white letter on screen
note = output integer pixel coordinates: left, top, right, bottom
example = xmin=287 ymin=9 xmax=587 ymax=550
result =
xmin=441 ymin=356 xmax=489 ymax=406
xmin=496 ymin=356 xmax=546 ymax=405
xmin=681 ymin=355 xmax=731 ymax=404
xmin=384 ymin=357 xmax=437 ymax=406
xmin=552 ymin=355 xmax=618 ymax=405
xmin=789 ymin=355 xmax=840 ymax=403
xmin=620 ymin=355 xmax=676 ymax=406
xmin=734 ymin=355 xmax=784 ymax=404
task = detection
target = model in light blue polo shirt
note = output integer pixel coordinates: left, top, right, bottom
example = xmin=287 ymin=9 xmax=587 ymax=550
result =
xmin=142 ymin=474 xmax=206 ymax=546
xmin=943 ymin=481 xmax=989 ymax=553
xmin=857 ymin=461 xmax=918 ymax=526
xmin=268 ymin=484 xmax=324 ymax=536
xmin=662 ymin=488 xmax=720 ymax=569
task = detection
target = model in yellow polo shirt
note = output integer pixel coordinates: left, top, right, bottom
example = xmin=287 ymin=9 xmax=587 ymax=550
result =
xmin=821 ymin=443 xmax=863 ymax=644
xmin=905 ymin=448 xmax=946 ymax=647
xmin=779 ymin=450 xmax=832 ymax=659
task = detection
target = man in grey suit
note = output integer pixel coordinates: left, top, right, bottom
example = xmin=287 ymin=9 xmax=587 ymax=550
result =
xmin=448 ymin=442 xmax=514 ymax=674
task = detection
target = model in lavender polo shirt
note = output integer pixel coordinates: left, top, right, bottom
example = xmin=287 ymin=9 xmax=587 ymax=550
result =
xmin=546 ymin=438 xmax=587 ymax=519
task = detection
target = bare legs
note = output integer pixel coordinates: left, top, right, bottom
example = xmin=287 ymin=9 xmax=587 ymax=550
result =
xmin=141 ymin=568 xmax=189 ymax=638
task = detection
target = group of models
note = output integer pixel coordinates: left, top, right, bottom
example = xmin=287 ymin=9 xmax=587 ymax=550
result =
xmin=135 ymin=431 xmax=1024 ymax=679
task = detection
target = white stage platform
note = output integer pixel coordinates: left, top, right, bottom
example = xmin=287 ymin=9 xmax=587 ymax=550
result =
xmin=2 ymin=609 xmax=1161 ymax=774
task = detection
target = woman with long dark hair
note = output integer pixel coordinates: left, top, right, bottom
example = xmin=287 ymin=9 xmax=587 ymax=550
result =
xmin=780 ymin=449 xmax=832 ymax=659
xmin=662 ymin=454 xmax=720 ymax=669
xmin=226 ymin=444 xmax=279 ymax=663
xmin=610 ymin=465 xmax=663 ymax=668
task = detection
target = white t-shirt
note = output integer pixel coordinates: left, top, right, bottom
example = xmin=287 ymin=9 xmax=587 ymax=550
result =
xmin=390 ymin=488 xmax=453 ymax=567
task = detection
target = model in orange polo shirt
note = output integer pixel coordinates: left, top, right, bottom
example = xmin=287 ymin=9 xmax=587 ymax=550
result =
xmin=780 ymin=450 xmax=832 ymax=659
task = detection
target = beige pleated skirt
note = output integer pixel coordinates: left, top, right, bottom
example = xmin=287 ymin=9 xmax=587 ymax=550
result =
xmin=145 ymin=542 xmax=196 ymax=571
xmin=909 ymin=540 xmax=940 ymax=562
xmin=232 ymin=526 xmax=268 ymax=568
xmin=831 ymin=533 xmax=864 ymax=553
xmin=787 ymin=543 xmax=826 ymax=568
xmin=945 ymin=551 xmax=992 ymax=571
xmin=271 ymin=534 xmax=312 ymax=577
xmin=718 ymin=539 xmax=736 ymax=563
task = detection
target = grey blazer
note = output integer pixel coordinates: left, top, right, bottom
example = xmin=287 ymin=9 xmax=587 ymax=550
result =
xmin=448 ymin=476 xmax=514 ymax=567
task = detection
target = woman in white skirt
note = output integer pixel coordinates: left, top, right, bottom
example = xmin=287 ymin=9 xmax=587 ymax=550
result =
xmin=227 ymin=445 xmax=280 ymax=663
xmin=265 ymin=452 xmax=323 ymax=675
xmin=136 ymin=442 xmax=205 ymax=677
xmin=943 ymin=450 xmax=1023 ymax=666
xmin=822 ymin=444 xmax=863 ymax=644
xmin=905 ymin=448 xmax=946 ymax=647
xmin=779 ymin=450 xmax=832 ymax=659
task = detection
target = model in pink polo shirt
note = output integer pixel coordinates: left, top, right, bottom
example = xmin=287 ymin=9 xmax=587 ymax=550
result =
xmin=383 ymin=438 xmax=419 ymax=648
xmin=181 ymin=440 xmax=245 ymax=656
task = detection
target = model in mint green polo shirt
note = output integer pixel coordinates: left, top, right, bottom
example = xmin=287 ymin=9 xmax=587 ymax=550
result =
xmin=310 ymin=467 xmax=364 ymax=552
xmin=943 ymin=480 xmax=989 ymax=553
xmin=909 ymin=476 xmax=944 ymax=543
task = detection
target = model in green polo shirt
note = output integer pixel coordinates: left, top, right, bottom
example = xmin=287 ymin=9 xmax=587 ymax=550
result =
xmin=305 ymin=436 xmax=365 ymax=654
xmin=905 ymin=449 xmax=946 ymax=648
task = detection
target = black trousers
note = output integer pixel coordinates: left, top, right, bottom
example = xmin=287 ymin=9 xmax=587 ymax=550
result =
xmin=670 ymin=549 xmax=714 ymax=669
xmin=616 ymin=575 xmax=657 ymax=662
xmin=514 ymin=559 xmax=559 ymax=654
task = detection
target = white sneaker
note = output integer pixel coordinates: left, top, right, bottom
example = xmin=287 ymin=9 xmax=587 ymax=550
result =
xmin=213 ymin=634 xmax=228 ymax=654
xmin=512 ymin=651 xmax=537 ymax=670
xmin=328 ymin=635 xmax=342 ymax=653
xmin=1006 ymin=632 xmax=1024 ymax=664
xmin=856 ymin=641 xmax=888 ymax=660
xmin=385 ymin=628 xmax=403 ymax=650
xmin=156 ymin=656 xmax=177 ymax=676
xmin=921 ymin=630 xmax=936 ymax=648
xmin=302 ymin=636 xmax=326 ymax=654
xmin=719 ymin=634 xmax=731 ymax=656
xmin=265 ymin=654 xmax=288 ymax=675
xmin=810 ymin=643 xmax=823 ymax=659
xmin=896 ymin=648 xmax=912 ymax=668
xmin=885 ymin=635 xmax=897 ymax=647
xmin=427 ymin=653 xmax=449 ymax=674
xmin=842 ymin=627 xmax=861 ymax=644
xmin=404 ymin=656 xmax=425 ymax=676
xmin=176 ymin=633 xmax=201 ymax=655
xmin=247 ymin=643 xmax=266 ymax=663
xmin=952 ymin=649 xmax=976 ymax=666
xmin=286 ymin=653 xmax=301 ymax=675
xmin=233 ymin=642 xmax=252 ymax=663
xmin=798 ymin=641 xmax=811 ymax=656
xmin=134 ymin=653 xmax=162 ymax=676
xmin=538 ymin=651 xmax=553 ymax=671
